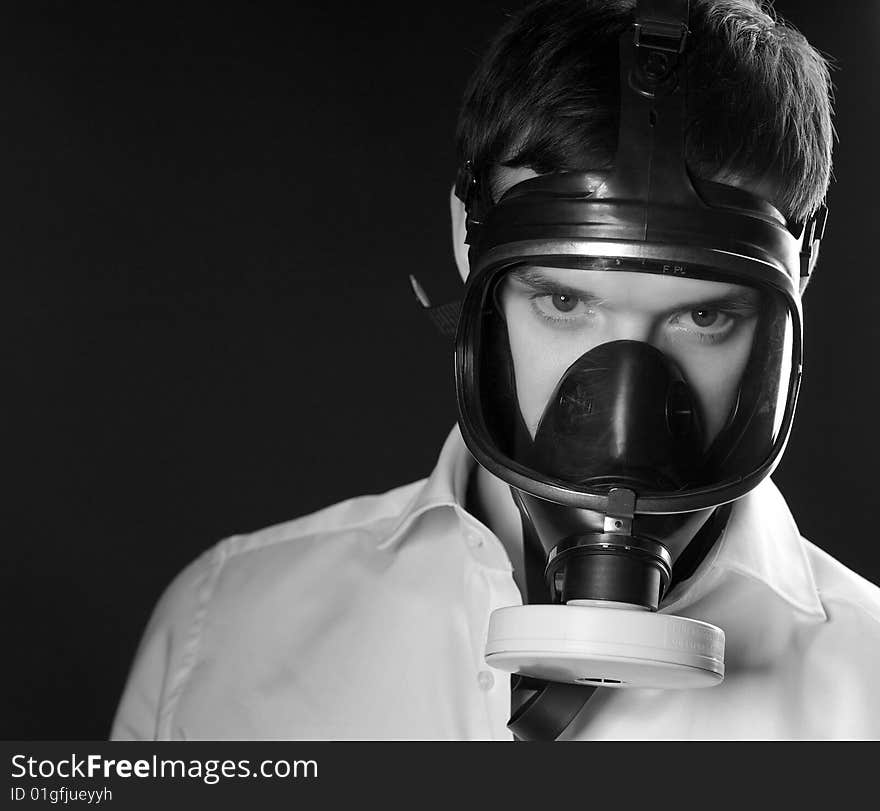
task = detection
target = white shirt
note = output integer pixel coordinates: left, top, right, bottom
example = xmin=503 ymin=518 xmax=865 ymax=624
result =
xmin=111 ymin=427 xmax=880 ymax=740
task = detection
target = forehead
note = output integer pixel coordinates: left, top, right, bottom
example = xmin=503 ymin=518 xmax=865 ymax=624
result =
xmin=507 ymin=266 xmax=759 ymax=311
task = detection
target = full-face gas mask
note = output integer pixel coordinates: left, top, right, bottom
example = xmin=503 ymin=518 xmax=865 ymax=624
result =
xmin=412 ymin=0 xmax=827 ymax=740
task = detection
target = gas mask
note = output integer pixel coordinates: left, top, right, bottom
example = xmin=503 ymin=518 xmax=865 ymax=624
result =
xmin=412 ymin=0 xmax=827 ymax=739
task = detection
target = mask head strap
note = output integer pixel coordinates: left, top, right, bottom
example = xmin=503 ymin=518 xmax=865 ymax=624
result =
xmin=454 ymin=159 xmax=493 ymax=248
xmin=597 ymin=0 xmax=694 ymax=216
xmin=796 ymin=203 xmax=829 ymax=279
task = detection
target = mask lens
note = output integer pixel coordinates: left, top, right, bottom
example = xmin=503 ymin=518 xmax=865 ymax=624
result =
xmin=468 ymin=261 xmax=794 ymax=498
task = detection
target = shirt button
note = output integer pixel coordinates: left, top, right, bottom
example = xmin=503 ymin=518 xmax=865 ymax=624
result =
xmin=465 ymin=530 xmax=484 ymax=548
xmin=477 ymin=670 xmax=495 ymax=691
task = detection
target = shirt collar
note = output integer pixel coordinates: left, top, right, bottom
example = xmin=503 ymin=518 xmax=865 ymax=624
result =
xmin=380 ymin=425 xmax=827 ymax=623
xmin=377 ymin=426 xmax=473 ymax=550
xmin=664 ymin=476 xmax=827 ymax=622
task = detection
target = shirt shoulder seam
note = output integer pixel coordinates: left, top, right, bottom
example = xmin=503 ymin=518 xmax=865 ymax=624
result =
xmin=220 ymin=482 xmax=429 ymax=562
xmin=156 ymin=542 xmax=229 ymax=739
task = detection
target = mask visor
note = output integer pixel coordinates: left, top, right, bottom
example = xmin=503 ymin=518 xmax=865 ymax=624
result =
xmin=458 ymin=258 xmax=797 ymax=511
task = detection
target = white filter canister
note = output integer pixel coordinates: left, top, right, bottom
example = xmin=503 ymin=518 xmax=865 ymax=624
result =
xmin=485 ymin=604 xmax=724 ymax=689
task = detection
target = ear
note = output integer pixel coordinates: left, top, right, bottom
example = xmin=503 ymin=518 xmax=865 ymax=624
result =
xmin=450 ymin=185 xmax=470 ymax=282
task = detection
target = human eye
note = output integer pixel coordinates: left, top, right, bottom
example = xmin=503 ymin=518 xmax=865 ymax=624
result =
xmin=519 ymin=282 xmax=602 ymax=328
xmin=669 ymin=300 xmax=755 ymax=344
xmin=499 ymin=268 xmax=604 ymax=329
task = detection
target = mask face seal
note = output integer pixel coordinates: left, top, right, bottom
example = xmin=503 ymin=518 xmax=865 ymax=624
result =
xmin=464 ymin=260 xmax=797 ymax=514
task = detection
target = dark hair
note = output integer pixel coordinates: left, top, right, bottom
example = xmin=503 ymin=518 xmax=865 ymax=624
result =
xmin=455 ymin=0 xmax=833 ymax=222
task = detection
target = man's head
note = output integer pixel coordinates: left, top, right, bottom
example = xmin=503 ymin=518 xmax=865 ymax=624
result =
xmin=451 ymin=0 xmax=833 ymax=283
xmin=452 ymin=0 xmax=833 ymax=514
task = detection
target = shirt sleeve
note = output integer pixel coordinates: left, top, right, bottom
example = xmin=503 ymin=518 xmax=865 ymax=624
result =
xmin=109 ymin=548 xmax=216 ymax=741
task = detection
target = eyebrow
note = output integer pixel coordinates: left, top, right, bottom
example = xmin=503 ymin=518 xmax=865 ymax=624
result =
xmin=509 ymin=267 xmax=604 ymax=298
xmin=508 ymin=267 xmax=761 ymax=312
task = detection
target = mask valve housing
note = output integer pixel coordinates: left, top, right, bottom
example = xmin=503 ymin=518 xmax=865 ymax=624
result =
xmin=546 ymin=489 xmax=673 ymax=610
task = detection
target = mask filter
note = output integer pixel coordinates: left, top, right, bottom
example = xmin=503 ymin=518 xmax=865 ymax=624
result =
xmin=485 ymin=604 xmax=725 ymax=689
xmin=486 ymin=490 xmax=726 ymax=690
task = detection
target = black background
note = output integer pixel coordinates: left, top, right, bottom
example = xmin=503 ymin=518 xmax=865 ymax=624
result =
xmin=2 ymin=1 xmax=878 ymax=739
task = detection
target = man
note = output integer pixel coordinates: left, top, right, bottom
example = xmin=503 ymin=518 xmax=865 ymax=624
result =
xmin=112 ymin=0 xmax=880 ymax=740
